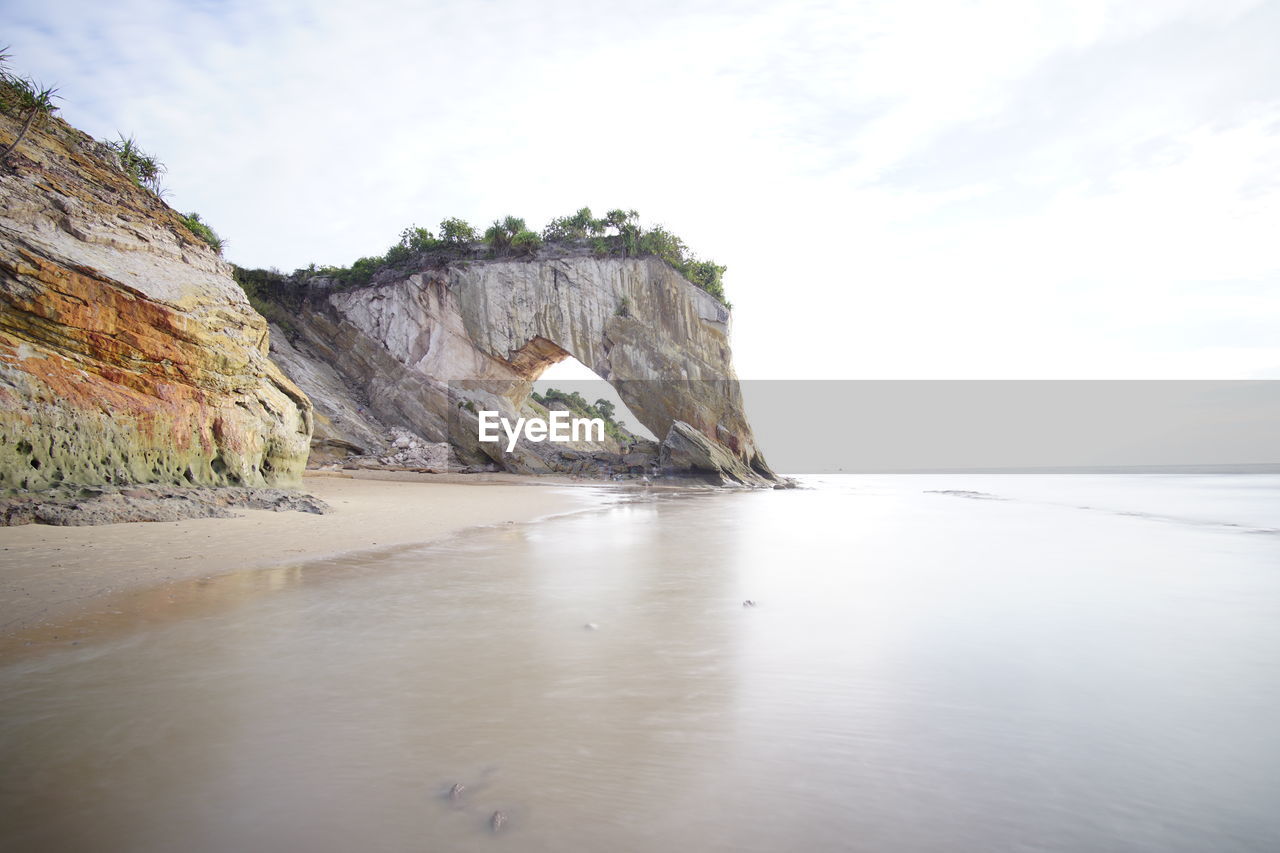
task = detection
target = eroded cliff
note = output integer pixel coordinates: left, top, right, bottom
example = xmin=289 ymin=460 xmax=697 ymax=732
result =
xmin=0 ymin=109 xmax=312 ymax=490
xmin=0 ymin=90 xmax=772 ymax=490
xmin=259 ymin=252 xmax=778 ymax=485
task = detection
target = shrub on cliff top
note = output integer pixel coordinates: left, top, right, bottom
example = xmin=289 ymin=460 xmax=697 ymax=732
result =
xmin=538 ymin=208 xmax=730 ymax=306
xmin=483 ymin=216 xmax=528 ymax=255
xmin=510 ymin=229 xmax=542 ymax=256
xmin=483 ymin=213 xmax=535 ymax=253
xmin=438 ymin=217 xmax=478 ymax=245
xmin=542 ymin=207 xmax=605 ymax=241
xmin=679 ymin=259 xmax=727 ymax=302
xmin=232 ymin=266 xmax=298 ymax=333
xmin=298 ymin=208 xmax=731 ymax=308
xmin=483 ymin=220 xmax=512 ymax=253
xmin=179 ymin=212 xmax=224 ymax=254
xmin=400 ymin=225 xmax=442 ymax=253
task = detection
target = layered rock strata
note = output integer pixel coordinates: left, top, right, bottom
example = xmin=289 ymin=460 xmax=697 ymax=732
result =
xmin=261 ymin=254 xmax=778 ymax=485
xmin=0 ymin=110 xmax=312 ymax=491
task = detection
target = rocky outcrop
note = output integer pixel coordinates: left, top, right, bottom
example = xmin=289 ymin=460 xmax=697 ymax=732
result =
xmin=0 ymin=484 xmax=329 ymax=527
xmin=262 ymin=252 xmax=779 ymax=485
xmin=660 ymin=420 xmax=769 ymax=485
xmin=0 ymin=109 xmax=312 ymax=491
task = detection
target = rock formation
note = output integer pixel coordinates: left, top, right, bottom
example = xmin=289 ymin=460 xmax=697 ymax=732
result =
xmin=259 ymin=252 xmax=780 ymax=485
xmin=1 ymin=96 xmax=775 ymax=491
xmin=0 ymin=108 xmax=312 ymax=491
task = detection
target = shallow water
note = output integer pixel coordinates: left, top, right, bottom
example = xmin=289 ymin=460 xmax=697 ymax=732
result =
xmin=2 ymin=475 xmax=1278 ymax=852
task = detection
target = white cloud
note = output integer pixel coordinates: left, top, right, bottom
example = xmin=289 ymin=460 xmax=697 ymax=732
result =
xmin=5 ymin=0 xmax=1278 ymax=378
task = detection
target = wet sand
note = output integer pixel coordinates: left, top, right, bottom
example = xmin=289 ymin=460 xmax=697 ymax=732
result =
xmin=4 ymin=475 xmax=1276 ymax=852
xmin=0 ymin=472 xmax=607 ymax=651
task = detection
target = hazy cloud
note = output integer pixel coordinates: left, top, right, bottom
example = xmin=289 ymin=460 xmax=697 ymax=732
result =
xmin=5 ymin=0 xmax=1277 ymax=378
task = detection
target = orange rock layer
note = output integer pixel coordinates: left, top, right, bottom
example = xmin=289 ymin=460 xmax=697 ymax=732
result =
xmin=1 ymin=103 xmax=311 ymax=490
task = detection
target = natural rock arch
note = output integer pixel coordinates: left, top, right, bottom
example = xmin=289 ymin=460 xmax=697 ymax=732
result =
xmin=273 ymin=253 xmax=778 ymax=483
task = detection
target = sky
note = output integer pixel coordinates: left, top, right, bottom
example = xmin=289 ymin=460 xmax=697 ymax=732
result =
xmin=5 ymin=0 xmax=1279 ymax=380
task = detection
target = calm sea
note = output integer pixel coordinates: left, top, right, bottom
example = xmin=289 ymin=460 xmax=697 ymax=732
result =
xmin=2 ymin=474 xmax=1278 ymax=852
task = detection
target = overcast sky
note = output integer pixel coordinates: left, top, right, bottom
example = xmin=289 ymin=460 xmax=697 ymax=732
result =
xmin=6 ymin=0 xmax=1278 ymax=379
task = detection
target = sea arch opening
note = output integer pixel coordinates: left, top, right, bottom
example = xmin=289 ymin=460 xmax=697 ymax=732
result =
xmin=532 ymin=355 xmax=658 ymax=442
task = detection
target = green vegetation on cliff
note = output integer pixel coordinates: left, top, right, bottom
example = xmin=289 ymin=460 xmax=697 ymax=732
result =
xmin=231 ymin=266 xmax=300 ymax=333
xmin=104 ymin=134 xmax=166 ymax=195
xmin=548 ymin=208 xmax=728 ymax=304
xmin=484 ymin=216 xmax=542 ymax=256
xmin=304 ymin=208 xmax=730 ymax=306
xmin=3 ymin=51 xmax=226 ymax=259
xmin=178 ymin=212 xmax=225 ymax=254
xmin=530 ymin=388 xmax=633 ymax=444
xmin=0 ymin=48 xmax=59 ymax=162
xmin=4 ymin=51 xmax=725 ymax=306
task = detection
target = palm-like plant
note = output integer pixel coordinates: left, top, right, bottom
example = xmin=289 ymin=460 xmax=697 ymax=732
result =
xmin=0 ymin=48 xmax=61 ymax=161
xmin=106 ymin=135 xmax=167 ymax=194
xmin=483 ymin=219 xmax=513 ymax=253
xmin=484 ymin=216 xmax=532 ymax=255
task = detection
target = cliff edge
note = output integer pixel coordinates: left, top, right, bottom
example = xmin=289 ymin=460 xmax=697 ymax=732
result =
xmin=0 ymin=107 xmax=312 ymax=490
xmin=256 ymin=252 xmax=779 ymax=486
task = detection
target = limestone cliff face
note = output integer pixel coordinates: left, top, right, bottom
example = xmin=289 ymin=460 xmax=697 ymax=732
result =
xmin=0 ymin=111 xmax=312 ymax=490
xmin=267 ymin=253 xmax=777 ymax=484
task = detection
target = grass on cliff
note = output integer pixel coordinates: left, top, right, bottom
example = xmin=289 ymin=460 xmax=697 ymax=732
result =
xmin=104 ymin=135 xmax=167 ymax=196
xmin=304 ymin=208 xmax=730 ymax=307
xmin=232 ymin=266 xmax=299 ymax=333
xmin=178 ymin=212 xmax=225 ymax=254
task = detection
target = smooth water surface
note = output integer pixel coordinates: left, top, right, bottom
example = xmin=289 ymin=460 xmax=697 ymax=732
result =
xmin=1 ymin=475 xmax=1278 ymax=852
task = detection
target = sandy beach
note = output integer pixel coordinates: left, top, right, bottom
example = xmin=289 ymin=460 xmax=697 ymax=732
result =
xmin=0 ymin=472 xmax=607 ymax=654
